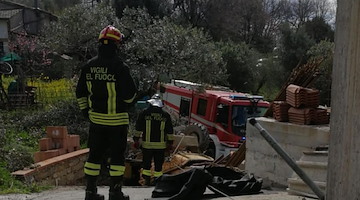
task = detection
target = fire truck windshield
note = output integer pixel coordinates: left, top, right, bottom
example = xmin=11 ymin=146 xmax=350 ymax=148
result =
xmin=231 ymin=105 xmax=268 ymax=136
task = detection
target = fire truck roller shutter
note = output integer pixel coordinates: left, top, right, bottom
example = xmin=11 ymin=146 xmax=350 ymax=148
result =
xmin=184 ymin=124 xmax=210 ymax=152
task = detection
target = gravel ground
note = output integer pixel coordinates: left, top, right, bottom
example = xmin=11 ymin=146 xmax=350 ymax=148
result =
xmin=0 ymin=186 xmax=312 ymax=200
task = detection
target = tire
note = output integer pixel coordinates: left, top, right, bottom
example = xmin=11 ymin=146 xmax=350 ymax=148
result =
xmin=184 ymin=124 xmax=210 ymax=152
xmin=204 ymin=141 xmax=216 ymax=159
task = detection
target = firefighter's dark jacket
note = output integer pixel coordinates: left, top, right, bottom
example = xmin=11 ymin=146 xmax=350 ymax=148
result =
xmin=135 ymin=106 xmax=174 ymax=149
xmin=76 ymin=54 xmax=137 ymax=126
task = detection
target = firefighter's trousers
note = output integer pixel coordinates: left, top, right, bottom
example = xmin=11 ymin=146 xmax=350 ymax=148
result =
xmin=84 ymin=123 xmax=128 ymax=192
xmin=142 ymin=148 xmax=165 ymax=180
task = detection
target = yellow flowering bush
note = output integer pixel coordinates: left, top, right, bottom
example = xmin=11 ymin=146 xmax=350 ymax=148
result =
xmin=27 ymin=78 xmax=76 ymax=104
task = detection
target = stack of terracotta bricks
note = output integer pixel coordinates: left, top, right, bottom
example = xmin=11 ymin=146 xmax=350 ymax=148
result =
xmin=273 ymin=101 xmax=290 ymax=122
xmin=34 ymin=126 xmax=80 ymax=163
xmin=272 ymin=84 xmax=329 ymax=125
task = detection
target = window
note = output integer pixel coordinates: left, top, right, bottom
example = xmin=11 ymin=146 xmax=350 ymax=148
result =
xmin=179 ymin=98 xmax=190 ymax=117
xmin=197 ymin=98 xmax=207 ymax=116
xmin=0 ymin=42 xmax=4 ymax=57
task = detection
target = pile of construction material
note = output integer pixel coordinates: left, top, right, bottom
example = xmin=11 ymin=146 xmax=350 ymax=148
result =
xmin=34 ymin=126 xmax=80 ymax=162
xmin=273 ymin=84 xmax=329 ymax=125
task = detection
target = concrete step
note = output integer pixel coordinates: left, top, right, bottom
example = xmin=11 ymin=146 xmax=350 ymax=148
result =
xmin=287 ymin=150 xmax=328 ymax=199
xmin=291 ymin=160 xmax=327 ymax=182
xmin=300 ymin=151 xmax=328 ymax=162
xmin=287 ymin=178 xmax=326 ymax=198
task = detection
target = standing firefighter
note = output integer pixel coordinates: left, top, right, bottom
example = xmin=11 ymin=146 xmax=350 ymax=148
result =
xmin=134 ymin=94 xmax=174 ymax=186
xmin=76 ymin=25 xmax=136 ymax=200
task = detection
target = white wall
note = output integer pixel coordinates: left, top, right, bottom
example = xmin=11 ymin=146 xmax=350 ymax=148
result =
xmin=245 ymin=117 xmax=329 ymax=187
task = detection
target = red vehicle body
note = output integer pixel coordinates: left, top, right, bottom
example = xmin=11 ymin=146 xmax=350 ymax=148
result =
xmin=160 ymin=80 xmax=270 ymax=158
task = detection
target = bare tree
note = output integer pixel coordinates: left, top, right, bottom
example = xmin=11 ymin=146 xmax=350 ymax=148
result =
xmin=173 ymin=0 xmax=209 ymax=26
xmin=262 ymin=0 xmax=291 ymax=39
xmin=313 ymin=0 xmax=336 ymax=22
xmin=290 ymin=0 xmax=315 ymax=27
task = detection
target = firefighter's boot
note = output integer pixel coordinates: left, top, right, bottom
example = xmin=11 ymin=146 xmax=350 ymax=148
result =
xmin=85 ymin=175 xmax=104 ymax=200
xmin=109 ymin=176 xmax=130 ymax=200
xmin=85 ymin=190 xmax=105 ymax=200
xmin=142 ymin=175 xmax=151 ymax=186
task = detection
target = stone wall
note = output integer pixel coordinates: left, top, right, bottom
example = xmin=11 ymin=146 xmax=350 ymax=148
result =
xmin=245 ymin=117 xmax=329 ymax=187
xmin=12 ymin=149 xmax=89 ymax=186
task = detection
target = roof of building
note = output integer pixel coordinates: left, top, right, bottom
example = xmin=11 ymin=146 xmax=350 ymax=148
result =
xmin=0 ymin=0 xmax=57 ymax=19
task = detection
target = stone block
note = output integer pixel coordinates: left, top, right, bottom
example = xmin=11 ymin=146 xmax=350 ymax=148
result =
xmin=46 ymin=126 xmax=68 ymax=139
xmin=39 ymin=138 xmax=53 ymax=151
xmin=67 ymin=135 xmax=80 ymax=153
xmin=52 ymin=138 xmax=68 ymax=149
xmin=34 ymin=149 xmax=60 ymax=163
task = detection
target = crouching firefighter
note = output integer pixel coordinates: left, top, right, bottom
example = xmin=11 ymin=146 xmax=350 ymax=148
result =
xmin=134 ymin=94 xmax=174 ymax=186
xmin=76 ymin=25 xmax=137 ymax=200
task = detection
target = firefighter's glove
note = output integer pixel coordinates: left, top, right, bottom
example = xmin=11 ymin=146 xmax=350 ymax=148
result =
xmin=81 ymin=109 xmax=89 ymax=120
xmin=133 ymin=137 xmax=140 ymax=149
xmin=166 ymin=141 xmax=174 ymax=152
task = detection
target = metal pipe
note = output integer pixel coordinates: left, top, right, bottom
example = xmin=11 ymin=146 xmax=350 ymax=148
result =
xmin=249 ymin=118 xmax=325 ymax=200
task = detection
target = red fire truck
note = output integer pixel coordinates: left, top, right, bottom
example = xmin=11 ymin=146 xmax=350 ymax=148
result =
xmin=160 ymin=80 xmax=270 ymax=159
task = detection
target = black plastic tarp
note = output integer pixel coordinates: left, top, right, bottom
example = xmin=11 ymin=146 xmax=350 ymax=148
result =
xmin=152 ymin=168 xmax=212 ymax=199
xmin=206 ymin=166 xmax=263 ymax=196
xmin=151 ymin=167 xmax=262 ymax=199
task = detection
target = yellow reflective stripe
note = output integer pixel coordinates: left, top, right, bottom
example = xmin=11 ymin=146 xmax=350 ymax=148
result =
xmin=107 ymin=82 xmax=116 ymax=114
xmin=100 ymin=33 xmax=120 ymax=40
xmin=167 ymin=134 xmax=174 ymax=141
xmin=84 ymin=168 xmax=100 ymax=176
xmin=142 ymin=141 xmax=166 ymax=149
xmin=160 ymin=121 xmax=165 ymax=142
xmin=89 ymin=116 xmax=129 ymax=126
xmin=110 ymin=171 xmax=124 ymax=176
xmin=77 ymin=97 xmax=88 ymax=109
xmin=146 ymin=120 xmax=151 ymax=142
xmin=86 ymin=81 xmax=93 ymax=108
xmin=153 ymin=171 xmax=163 ymax=177
xmin=85 ymin=162 xmax=101 ymax=169
xmin=109 ymin=165 xmax=125 ymax=176
xmin=84 ymin=162 xmax=101 ymax=176
xmin=89 ymin=111 xmax=129 ymax=125
xmin=110 ymin=165 xmax=125 ymax=171
xmin=89 ymin=111 xmax=128 ymax=119
xmin=124 ymin=93 xmax=137 ymax=103
xmin=133 ymin=130 xmax=142 ymax=137
xmin=142 ymin=169 xmax=152 ymax=176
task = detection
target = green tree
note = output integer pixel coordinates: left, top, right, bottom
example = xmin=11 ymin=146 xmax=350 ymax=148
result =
xmin=113 ymin=0 xmax=172 ymax=18
xmin=42 ymin=4 xmax=118 ymax=63
xmin=119 ymin=8 xmax=227 ymax=91
xmin=216 ymin=42 xmax=259 ymax=93
xmin=306 ymin=40 xmax=334 ymax=105
xmin=304 ymin=16 xmax=334 ymax=43
xmin=279 ymin=23 xmax=315 ymax=74
xmin=41 ymin=5 xmax=226 ymax=87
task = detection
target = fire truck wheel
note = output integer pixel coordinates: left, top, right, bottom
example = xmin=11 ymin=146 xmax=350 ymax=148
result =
xmin=204 ymin=141 xmax=215 ymax=158
xmin=184 ymin=125 xmax=210 ymax=152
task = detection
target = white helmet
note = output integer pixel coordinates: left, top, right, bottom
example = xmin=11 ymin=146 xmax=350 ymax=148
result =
xmin=147 ymin=94 xmax=163 ymax=107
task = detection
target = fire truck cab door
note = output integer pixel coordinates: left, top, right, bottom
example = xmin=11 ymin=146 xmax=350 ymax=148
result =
xmin=216 ymin=104 xmax=230 ymax=129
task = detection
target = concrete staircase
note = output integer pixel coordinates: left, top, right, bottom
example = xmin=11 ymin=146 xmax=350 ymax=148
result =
xmin=287 ymin=150 xmax=328 ymax=198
